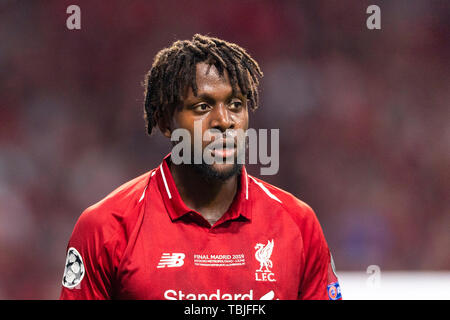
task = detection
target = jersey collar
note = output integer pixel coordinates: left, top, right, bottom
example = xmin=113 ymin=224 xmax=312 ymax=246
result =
xmin=155 ymin=154 xmax=251 ymax=226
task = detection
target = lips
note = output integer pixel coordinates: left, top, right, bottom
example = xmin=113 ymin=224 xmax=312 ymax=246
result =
xmin=211 ymin=147 xmax=236 ymax=158
xmin=207 ymin=139 xmax=236 ymax=159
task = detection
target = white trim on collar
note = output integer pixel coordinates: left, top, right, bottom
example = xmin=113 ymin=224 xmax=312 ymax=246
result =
xmin=138 ymin=185 xmax=147 ymax=203
xmin=159 ymin=164 xmax=172 ymax=199
xmin=245 ymin=171 xmax=249 ymax=200
xmin=249 ymin=176 xmax=282 ymax=203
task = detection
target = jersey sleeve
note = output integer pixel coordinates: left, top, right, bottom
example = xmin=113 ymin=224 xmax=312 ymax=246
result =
xmin=297 ymin=206 xmax=342 ymax=300
xmin=59 ymin=206 xmax=119 ymax=300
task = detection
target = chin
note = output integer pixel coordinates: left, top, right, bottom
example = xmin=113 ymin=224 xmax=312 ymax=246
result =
xmin=193 ymin=162 xmax=242 ymax=182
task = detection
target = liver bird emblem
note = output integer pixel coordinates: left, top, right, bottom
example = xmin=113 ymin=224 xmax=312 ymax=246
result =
xmin=254 ymin=240 xmax=274 ymax=272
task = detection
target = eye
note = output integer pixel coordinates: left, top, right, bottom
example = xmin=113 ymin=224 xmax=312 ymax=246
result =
xmin=229 ymin=100 xmax=243 ymax=110
xmin=193 ymin=103 xmax=211 ymax=112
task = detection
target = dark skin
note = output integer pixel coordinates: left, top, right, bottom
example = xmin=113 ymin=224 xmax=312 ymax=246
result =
xmin=159 ymin=62 xmax=249 ymax=225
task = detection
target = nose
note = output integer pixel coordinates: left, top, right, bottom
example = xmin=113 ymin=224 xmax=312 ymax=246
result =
xmin=209 ymin=104 xmax=234 ymax=132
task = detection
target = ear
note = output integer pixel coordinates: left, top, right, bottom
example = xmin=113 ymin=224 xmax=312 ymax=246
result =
xmin=158 ymin=118 xmax=172 ymax=139
xmin=161 ymin=127 xmax=172 ymax=139
xmin=157 ymin=109 xmax=173 ymax=139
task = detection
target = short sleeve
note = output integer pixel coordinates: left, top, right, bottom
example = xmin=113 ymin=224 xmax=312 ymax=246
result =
xmin=59 ymin=208 xmax=117 ymax=300
xmin=297 ymin=207 xmax=342 ymax=300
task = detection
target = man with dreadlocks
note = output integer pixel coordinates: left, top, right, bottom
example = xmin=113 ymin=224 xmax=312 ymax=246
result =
xmin=60 ymin=34 xmax=341 ymax=300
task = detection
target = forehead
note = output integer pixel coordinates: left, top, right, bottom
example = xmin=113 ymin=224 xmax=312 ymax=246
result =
xmin=183 ymin=62 xmax=245 ymax=100
xmin=193 ymin=62 xmax=231 ymax=94
xmin=195 ymin=62 xmax=229 ymax=86
xmin=181 ymin=62 xmax=245 ymax=106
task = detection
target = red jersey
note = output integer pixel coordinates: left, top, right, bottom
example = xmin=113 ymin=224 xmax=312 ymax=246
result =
xmin=60 ymin=155 xmax=341 ymax=300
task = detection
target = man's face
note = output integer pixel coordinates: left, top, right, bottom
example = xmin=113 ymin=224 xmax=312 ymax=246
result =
xmin=168 ymin=61 xmax=249 ymax=180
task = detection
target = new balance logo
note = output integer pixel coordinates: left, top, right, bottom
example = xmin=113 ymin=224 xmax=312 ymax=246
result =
xmin=157 ymin=253 xmax=185 ymax=268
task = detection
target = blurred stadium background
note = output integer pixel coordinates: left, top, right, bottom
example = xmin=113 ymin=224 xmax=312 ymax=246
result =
xmin=0 ymin=0 xmax=448 ymax=299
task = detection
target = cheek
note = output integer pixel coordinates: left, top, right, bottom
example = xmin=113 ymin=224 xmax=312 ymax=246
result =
xmin=173 ymin=111 xmax=209 ymax=144
xmin=173 ymin=110 xmax=194 ymax=132
xmin=233 ymin=110 xmax=249 ymax=130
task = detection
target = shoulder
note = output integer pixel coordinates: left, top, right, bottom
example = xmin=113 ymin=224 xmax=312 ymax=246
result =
xmin=248 ymin=175 xmax=315 ymax=216
xmin=248 ymin=175 xmax=320 ymax=231
xmin=249 ymin=175 xmax=329 ymax=256
xmin=70 ymin=170 xmax=154 ymax=243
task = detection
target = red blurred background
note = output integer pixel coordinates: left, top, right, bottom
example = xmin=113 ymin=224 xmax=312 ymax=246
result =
xmin=0 ymin=0 xmax=448 ymax=299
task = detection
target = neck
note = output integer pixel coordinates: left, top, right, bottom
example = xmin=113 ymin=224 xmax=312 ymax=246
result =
xmin=169 ymin=162 xmax=239 ymax=225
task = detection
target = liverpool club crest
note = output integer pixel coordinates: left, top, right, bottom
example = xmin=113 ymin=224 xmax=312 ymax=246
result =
xmin=254 ymin=240 xmax=276 ymax=282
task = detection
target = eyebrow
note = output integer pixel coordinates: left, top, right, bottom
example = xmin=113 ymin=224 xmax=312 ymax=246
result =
xmin=189 ymin=92 xmax=244 ymax=105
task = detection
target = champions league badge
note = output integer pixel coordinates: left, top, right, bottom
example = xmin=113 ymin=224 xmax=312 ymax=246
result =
xmin=62 ymin=247 xmax=85 ymax=289
xmin=327 ymin=282 xmax=342 ymax=300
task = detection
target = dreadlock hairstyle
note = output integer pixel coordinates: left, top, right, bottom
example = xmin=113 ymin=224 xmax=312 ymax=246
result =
xmin=143 ymin=34 xmax=264 ymax=135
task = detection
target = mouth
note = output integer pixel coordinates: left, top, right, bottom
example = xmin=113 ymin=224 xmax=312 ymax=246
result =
xmin=211 ymin=147 xmax=236 ymax=159
xmin=207 ymin=139 xmax=237 ymax=160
